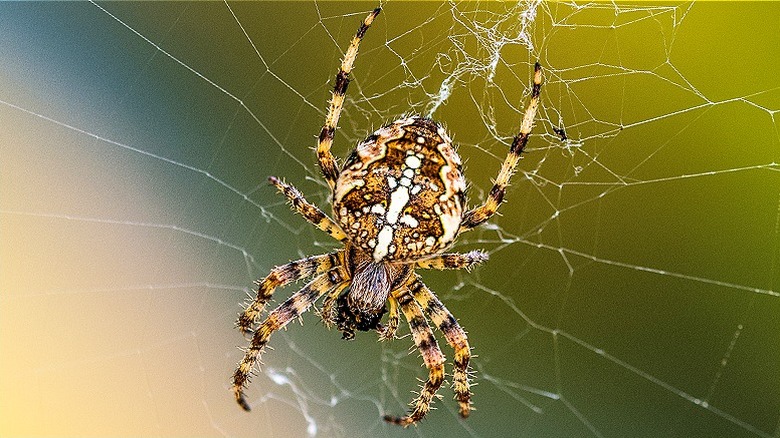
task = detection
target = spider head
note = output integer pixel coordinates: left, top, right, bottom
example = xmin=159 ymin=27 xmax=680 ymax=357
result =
xmin=335 ymin=293 xmax=386 ymax=340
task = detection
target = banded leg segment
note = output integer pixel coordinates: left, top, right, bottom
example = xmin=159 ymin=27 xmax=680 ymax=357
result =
xmin=461 ymin=62 xmax=542 ymax=232
xmin=269 ymin=176 xmax=347 ymax=241
xmin=233 ymin=267 xmax=347 ymax=411
xmin=377 ymin=295 xmax=400 ymax=341
xmin=237 ymin=251 xmax=341 ymax=335
xmin=415 ymin=250 xmax=488 ymax=271
xmin=409 ymin=276 xmax=473 ymax=418
xmin=383 ymin=289 xmax=445 ymax=427
xmin=317 ymin=7 xmax=381 ymax=190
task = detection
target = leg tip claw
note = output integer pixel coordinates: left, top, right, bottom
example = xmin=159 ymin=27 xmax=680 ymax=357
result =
xmin=236 ymin=393 xmax=252 ymax=412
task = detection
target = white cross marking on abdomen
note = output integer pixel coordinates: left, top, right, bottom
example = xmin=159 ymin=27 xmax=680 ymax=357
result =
xmin=372 ymin=153 xmax=423 ymax=261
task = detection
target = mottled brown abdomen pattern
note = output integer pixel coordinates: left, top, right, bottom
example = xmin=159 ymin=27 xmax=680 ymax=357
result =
xmin=334 ymin=116 xmax=465 ymax=262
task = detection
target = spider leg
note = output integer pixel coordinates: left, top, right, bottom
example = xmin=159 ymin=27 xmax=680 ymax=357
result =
xmin=409 ymin=276 xmax=473 ymax=418
xmin=237 ymin=251 xmax=342 ymax=335
xmin=415 ymin=250 xmax=488 ymax=271
xmin=460 ymin=63 xmax=542 ymax=233
xmin=233 ymin=266 xmax=348 ymax=411
xmin=317 ymin=7 xmax=381 ymax=191
xmin=377 ymin=295 xmax=399 ymax=341
xmin=318 ymin=282 xmax=349 ymax=328
xmin=269 ymin=176 xmax=347 ymax=242
xmin=383 ymin=289 xmax=445 ymax=427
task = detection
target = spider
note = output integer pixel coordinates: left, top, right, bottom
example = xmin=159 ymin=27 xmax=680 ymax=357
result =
xmin=232 ymin=7 xmax=542 ymax=426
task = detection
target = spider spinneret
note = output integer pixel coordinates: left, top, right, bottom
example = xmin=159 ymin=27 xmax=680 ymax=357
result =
xmin=232 ymin=6 xmax=542 ymax=427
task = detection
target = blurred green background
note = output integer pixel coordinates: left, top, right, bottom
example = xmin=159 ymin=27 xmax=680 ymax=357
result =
xmin=2 ymin=2 xmax=778 ymax=437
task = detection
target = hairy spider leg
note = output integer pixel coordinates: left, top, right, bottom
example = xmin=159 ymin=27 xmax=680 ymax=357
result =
xmin=460 ymin=62 xmax=542 ymax=232
xmin=237 ymin=251 xmax=342 ymax=334
xmin=377 ymin=295 xmax=400 ymax=341
xmin=233 ymin=266 xmax=348 ymax=410
xmin=318 ymin=282 xmax=349 ymax=328
xmin=268 ymin=176 xmax=347 ymax=241
xmin=317 ymin=7 xmax=381 ymax=191
xmin=409 ymin=276 xmax=473 ymax=418
xmin=383 ymin=289 xmax=445 ymax=426
xmin=415 ymin=250 xmax=489 ymax=271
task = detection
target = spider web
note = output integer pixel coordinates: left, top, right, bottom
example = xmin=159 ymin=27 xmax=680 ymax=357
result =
xmin=2 ymin=1 xmax=779 ymax=437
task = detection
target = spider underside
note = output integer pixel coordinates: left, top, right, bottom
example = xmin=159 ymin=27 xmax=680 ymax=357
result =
xmin=232 ymin=7 xmax=542 ymax=427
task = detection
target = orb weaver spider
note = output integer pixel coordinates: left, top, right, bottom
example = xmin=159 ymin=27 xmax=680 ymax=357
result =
xmin=232 ymin=7 xmax=542 ymax=426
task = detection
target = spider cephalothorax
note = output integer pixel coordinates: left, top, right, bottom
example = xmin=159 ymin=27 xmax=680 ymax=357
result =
xmin=232 ymin=7 xmax=542 ymax=427
xmin=334 ymin=244 xmax=410 ymax=339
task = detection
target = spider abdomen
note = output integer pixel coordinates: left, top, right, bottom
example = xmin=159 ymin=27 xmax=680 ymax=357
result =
xmin=334 ymin=116 xmax=466 ymax=262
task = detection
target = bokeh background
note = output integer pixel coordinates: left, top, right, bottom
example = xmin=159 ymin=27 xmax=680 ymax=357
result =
xmin=2 ymin=2 xmax=778 ymax=437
